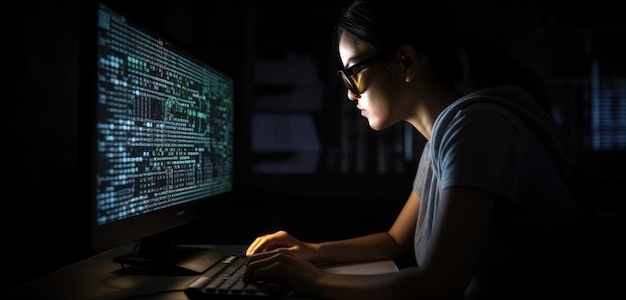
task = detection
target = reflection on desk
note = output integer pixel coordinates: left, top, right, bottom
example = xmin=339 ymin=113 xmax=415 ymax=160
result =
xmin=320 ymin=260 xmax=398 ymax=275
xmin=2 ymin=243 xmax=398 ymax=300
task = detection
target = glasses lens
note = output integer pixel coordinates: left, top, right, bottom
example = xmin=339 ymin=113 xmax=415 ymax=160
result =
xmin=338 ymin=70 xmax=359 ymax=95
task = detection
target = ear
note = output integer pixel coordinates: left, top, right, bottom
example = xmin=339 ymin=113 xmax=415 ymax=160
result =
xmin=401 ymin=55 xmax=413 ymax=68
xmin=397 ymin=45 xmax=417 ymax=82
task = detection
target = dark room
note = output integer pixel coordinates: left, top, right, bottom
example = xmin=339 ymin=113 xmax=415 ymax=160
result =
xmin=3 ymin=0 xmax=624 ymax=299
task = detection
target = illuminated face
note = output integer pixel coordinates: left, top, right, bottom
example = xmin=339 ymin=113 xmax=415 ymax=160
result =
xmin=338 ymin=33 xmax=407 ymax=131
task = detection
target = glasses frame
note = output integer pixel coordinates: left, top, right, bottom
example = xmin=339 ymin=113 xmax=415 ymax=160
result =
xmin=337 ymin=51 xmax=389 ymax=96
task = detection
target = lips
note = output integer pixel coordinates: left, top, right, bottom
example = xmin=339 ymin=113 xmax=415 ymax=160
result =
xmin=356 ymin=104 xmax=367 ymax=117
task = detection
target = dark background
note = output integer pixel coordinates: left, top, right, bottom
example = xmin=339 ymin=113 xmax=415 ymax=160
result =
xmin=3 ymin=0 xmax=625 ymax=295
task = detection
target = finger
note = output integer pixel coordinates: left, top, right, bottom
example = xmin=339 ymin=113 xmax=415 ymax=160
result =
xmin=245 ymin=237 xmax=262 ymax=256
xmin=247 ymin=232 xmax=284 ymax=256
xmin=246 ymin=235 xmax=270 ymax=256
xmin=245 ymin=249 xmax=276 ymax=265
xmin=242 ymin=252 xmax=280 ymax=283
xmin=243 ymin=252 xmax=279 ymax=283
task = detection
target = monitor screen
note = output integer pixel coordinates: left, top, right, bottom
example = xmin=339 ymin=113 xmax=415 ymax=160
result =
xmin=89 ymin=2 xmax=235 ymax=274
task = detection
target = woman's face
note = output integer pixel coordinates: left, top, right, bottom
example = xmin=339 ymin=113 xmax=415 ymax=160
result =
xmin=338 ymin=33 xmax=408 ymax=131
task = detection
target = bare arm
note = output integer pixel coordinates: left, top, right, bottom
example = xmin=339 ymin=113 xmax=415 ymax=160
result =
xmin=245 ymin=186 xmax=495 ymax=300
xmin=313 ymin=187 xmax=495 ymax=299
xmin=246 ymin=190 xmax=421 ymax=263
xmin=311 ymin=190 xmax=421 ymax=262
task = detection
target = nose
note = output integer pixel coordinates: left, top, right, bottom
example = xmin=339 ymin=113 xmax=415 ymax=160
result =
xmin=347 ymin=89 xmax=360 ymax=101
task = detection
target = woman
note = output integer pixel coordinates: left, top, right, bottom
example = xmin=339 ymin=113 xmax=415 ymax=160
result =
xmin=244 ymin=0 xmax=582 ymax=299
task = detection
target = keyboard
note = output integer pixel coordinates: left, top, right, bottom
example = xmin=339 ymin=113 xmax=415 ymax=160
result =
xmin=184 ymin=255 xmax=286 ymax=299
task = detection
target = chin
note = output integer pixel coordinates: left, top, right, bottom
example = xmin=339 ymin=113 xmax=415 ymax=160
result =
xmin=368 ymin=119 xmax=395 ymax=131
xmin=367 ymin=121 xmax=384 ymax=131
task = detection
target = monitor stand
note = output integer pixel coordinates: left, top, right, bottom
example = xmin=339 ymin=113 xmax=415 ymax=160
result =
xmin=113 ymin=229 xmax=224 ymax=275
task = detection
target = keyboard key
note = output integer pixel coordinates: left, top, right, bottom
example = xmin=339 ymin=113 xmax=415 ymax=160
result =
xmin=184 ymin=255 xmax=286 ymax=299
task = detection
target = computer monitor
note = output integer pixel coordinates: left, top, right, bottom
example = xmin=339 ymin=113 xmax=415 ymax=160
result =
xmin=87 ymin=2 xmax=235 ymax=274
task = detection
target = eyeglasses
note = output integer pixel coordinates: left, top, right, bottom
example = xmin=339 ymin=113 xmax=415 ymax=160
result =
xmin=337 ymin=51 xmax=388 ymax=96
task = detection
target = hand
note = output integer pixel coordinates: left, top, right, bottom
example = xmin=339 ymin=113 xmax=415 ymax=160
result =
xmin=245 ymin=230 xmax=315 ymax=260
xmin=243 ymin=249 xmax=326 ymax=298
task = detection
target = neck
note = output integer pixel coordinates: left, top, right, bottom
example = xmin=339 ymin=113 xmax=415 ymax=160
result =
xmin=407 ymin=82 xmax=459 ymax=140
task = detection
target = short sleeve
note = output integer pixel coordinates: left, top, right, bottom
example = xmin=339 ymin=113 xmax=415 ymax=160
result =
xmin=432 ymin=103 xmax=523 ymax=201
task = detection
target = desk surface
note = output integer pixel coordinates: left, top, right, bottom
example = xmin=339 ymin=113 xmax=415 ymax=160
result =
xmin=3 ymin=243 xmax=397 ymax=300
xmin=4 ymin=242 xmax=209 ymax=300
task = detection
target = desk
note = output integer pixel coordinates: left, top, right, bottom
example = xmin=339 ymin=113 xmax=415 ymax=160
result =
xmin=3 ymin=243 xmax=398 ymax=300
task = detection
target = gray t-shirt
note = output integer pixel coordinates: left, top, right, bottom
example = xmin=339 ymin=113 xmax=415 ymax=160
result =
xmin=412 ymin=85 xmax=580 ymax=299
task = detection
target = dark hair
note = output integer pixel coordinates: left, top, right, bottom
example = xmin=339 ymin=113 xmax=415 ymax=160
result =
xmin=336 ymin=0 xmax=551 ymax=113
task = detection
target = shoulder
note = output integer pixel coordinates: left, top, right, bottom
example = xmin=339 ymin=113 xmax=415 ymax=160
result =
xmin=432 ymin=86 xmax=526 ymax=147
